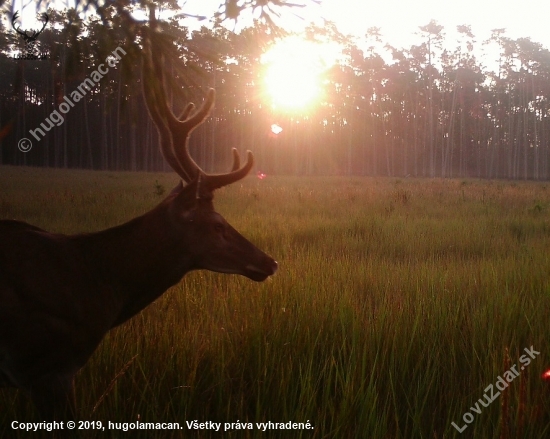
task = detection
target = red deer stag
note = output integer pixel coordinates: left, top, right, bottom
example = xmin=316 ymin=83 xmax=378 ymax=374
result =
xmin=0 ymin=36 xmax=277 ymax=420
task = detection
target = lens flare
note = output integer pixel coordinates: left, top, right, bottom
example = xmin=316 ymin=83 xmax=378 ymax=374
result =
xmin=271 ymin=124 xmax=283 ymax=135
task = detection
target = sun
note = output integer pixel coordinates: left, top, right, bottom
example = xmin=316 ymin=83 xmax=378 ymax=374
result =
xmin=261 ymin=36 xmax=338 ymax=112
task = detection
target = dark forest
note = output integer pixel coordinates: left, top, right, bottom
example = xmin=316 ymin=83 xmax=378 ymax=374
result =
xmin=1 ymin=3 xmax=550 ymax=179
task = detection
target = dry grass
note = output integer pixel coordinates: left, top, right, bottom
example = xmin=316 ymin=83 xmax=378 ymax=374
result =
xmin=1 ymin=166 xmax=550 ymax=438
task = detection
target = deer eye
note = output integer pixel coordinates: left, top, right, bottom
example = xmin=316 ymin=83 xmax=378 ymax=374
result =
xmin=214 ymin=223 xmax=224 ymax=233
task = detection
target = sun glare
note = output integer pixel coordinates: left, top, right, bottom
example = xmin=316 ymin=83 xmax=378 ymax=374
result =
xmin=262 ymin=36 xmax=338 ymax=112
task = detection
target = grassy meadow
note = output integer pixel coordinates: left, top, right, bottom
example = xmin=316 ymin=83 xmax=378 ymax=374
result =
xmin=1 ymin=165 xmax=550 ymax=438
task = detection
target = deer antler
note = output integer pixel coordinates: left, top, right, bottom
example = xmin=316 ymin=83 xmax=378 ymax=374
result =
xmin=142 ymin=9 xmax=253 ymax=190
xmin=141 ymin=36 xmax=193 ymax=182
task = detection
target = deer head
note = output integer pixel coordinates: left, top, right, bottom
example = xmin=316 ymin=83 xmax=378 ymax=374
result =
xmin=141 ymin=32 xmax=277 ymax=283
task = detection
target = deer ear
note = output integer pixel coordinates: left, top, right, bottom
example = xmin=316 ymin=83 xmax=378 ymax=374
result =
xmin=171 ymin=175 xmax=212 ymax=217
xmin=171 ymin=180 xmax=199 ymax=218
xmin=195 ymin=173 xmax=214 ymax=201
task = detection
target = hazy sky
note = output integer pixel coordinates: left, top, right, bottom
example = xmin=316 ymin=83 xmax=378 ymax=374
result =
xmin=182 ymin=0 xmax=550 ymax=50
xmin=12 ymin=0 xmax=550 ymax=53
xmin=316 ymin=0 xmax=550 ymax=45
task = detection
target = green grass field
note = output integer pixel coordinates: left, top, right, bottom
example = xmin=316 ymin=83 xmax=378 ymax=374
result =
xmin=1 ymin=165 xmax=550 ymax=438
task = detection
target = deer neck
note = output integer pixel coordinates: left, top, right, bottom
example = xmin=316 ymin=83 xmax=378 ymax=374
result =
xmin=74 ymin=201 xmax=192 ymax=327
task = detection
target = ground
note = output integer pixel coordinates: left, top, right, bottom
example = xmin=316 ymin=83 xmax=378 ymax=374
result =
xmin=1 ymin=166 xmax=550 ymax=438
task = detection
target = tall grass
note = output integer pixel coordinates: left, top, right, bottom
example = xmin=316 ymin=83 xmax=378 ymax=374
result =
xmin=1 ymin=166 xmax=550 ymax=438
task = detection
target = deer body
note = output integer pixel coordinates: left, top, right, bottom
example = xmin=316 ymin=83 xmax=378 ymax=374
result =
xmin=0 ymin=183 xmax=276 ymax=417
xmin=0 ymin=22 xmax=277 ymax=419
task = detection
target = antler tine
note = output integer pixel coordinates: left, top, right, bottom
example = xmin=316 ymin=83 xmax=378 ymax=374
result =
xmin=169 ymin=88 xmax=215 ymax=182
xmin=142 ymin=38 xmax=192 ymax=182
xmin=178 ymin=103 xmax=195 ymax=121
xmin=202 ymin=150 xmax=255 ymax=191
xmin=230 ymin=148 xmax=240 ymax=172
